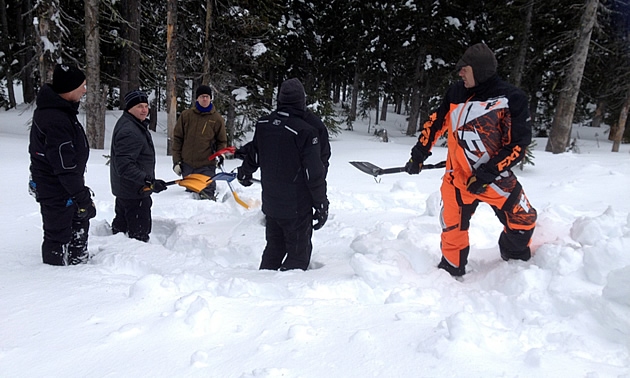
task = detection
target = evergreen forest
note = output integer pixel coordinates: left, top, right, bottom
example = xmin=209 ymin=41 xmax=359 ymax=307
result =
xmin=0 ymin=0 xmax=629 ymax=150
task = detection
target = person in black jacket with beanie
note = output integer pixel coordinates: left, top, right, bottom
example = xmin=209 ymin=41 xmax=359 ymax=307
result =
xmin=110 ymin=90 xmax=167 ymax=242
xmin=237 ymin=78 xmax=329 ymax=271
xmin=29 ymin=63 xmax=96 ymax=265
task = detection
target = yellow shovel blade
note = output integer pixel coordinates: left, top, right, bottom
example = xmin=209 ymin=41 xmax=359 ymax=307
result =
xmin=177 ymin=173 xmax=213 ymax=193
xmin=231 ymin=190 xmax=250 ymax=209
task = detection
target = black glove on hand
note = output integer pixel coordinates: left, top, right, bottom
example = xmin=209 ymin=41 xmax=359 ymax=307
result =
xmin=466 ymin=164 xmax=497 ymax=195
xmin=217 ymin=154 xmax=225 ymax=167
xmin=405 ymin=145 xmax=431 ymax=175
xmin=77 ymin=201 xmax=97 ymax=220
xmin=313 ymin=202 xmax=329 ymax=230
xmin=74 ymin=187 xmax=96 ymax=220
xmin=237 ymin=167 xmax=253 ymax=187
xmin=405 ymin=159 xmax=423 ymax=175
xmin=146 ymin=178 xmax=168 ymax=193
xmin=234 ymin=142 xmax=252 ymax=160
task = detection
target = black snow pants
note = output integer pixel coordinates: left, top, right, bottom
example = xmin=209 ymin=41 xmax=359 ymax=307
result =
xmin=260 ymin=213 xmax=313 ymax=271
xmin=39 ymin=196 xmax=90 ymax=265
xmin=111 ymin=197 xmax=152 ymax=242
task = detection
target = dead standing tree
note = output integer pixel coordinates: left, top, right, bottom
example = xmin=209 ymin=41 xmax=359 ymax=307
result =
xmin=85 ymin=0 xmax=106 ymax=149
xmin=545 ymin=0 xmax=599 ymax=154
xmin=166 ymin=0 xmax=177 ymax=156
xmin=34 ymin=0 xmax=62 ymax=86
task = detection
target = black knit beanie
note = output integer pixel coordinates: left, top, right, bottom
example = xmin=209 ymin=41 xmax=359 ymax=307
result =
xmin=195 ymin=85 xmax=213 ymax=99
xmin=124 ymin=90 xmax=149 ymax=111
xmin=278 ymin=78 xmax=306 ymax=109
xmin=456 ymin=43 xmax=497 ymax=85
xmin=52 ymin=64 xmax=86 ymax=94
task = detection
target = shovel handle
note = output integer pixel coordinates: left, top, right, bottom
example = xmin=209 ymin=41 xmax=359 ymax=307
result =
xmin=142 ymin=180 xmax=179 ymax=192
xmin=209 ymin=147 xmax=236 ymax=161
xmin=378 ymin=161 xmax=447 ymax=175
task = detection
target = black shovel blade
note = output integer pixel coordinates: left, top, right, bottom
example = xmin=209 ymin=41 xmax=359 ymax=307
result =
xmin=349 ymin=161 xmax=383 ymax=177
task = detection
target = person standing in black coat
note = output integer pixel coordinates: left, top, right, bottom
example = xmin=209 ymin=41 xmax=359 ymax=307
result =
xmin=110 ymin=90 xmax=167 ymax=242
xmin=237 ymin=78 xmax=329 ymax=271
xmin=29 ymin=63 xmax=96 ymax=265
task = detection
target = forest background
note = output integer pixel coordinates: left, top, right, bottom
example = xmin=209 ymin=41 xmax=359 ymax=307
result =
xmin=0 ymin=0 xmax=629 ymax=153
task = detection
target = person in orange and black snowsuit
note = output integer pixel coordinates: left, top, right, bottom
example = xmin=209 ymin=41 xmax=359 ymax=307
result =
xmin=405 ymin=43 xmax=537 ymax=277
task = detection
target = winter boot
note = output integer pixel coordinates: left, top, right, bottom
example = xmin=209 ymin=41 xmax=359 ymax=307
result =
xmin=438 ymin=256 xmax=466 ymax=277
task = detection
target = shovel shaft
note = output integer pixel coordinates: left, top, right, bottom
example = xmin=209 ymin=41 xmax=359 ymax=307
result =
xmin=208 ymin=146 xmax=236 ymax=161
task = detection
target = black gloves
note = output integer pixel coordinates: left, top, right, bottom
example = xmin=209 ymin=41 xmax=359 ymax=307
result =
xmin=466 ymin=164 xmax=497 ymax=195
xmin=405 ymin=145 xmax=431 ymax=175
xmin=234 ymin=142 xmax=252 ymax=160
xmin=237 ymin=167 xmax=253 ymax=187
xmin=74 ymin=187 xmax=96 ymax=220
xmin=313 ymin=202 xmax=329 ymax=230
xmin=404 ymin=159 xmax=422 ymax=175
xmin=217 ymin=154 xmax=225 ymax=167
xmin=77 ymin=201 xmax=97 ymax=220
xmin=145 ymin=178 xmax=168 ymax=193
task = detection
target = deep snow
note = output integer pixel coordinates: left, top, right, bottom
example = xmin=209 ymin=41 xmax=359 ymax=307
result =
xmin=1 ymin=100 xmax=629 ymax=377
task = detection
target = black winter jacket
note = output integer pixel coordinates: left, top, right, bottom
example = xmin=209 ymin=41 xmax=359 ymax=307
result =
xmin=240 ymin=106 xmax=328 ymax=219
xmin=29 ymin=84 xmax=90 ymax=201
xmin=303 ymin=111 xmax=331 ymax=176
xmin=110 ymin=111 xmax=156 ymax=199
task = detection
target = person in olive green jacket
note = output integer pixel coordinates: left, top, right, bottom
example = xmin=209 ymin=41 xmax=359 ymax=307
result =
xmin=172 ymin=85 xmax=228 ymax=200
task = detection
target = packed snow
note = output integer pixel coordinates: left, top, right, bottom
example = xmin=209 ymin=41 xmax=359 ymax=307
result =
xmin=1 ymin=97 xmax=629 ymax=377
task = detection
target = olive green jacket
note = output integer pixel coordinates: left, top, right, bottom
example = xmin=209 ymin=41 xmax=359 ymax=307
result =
xmin=172 ymin=106 xmax=227 ymax=168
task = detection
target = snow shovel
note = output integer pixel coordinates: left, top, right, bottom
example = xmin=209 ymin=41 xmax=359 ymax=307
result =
xmin=349 ymin=160 xmax=447 ymax=177
xmin=142 ymin=173 xmax=213 ymax=193
xmin=210 ymin=172 xmax=261 ymax=184
xmin=216 ymin=162 xmax=251 ymax=209
xmin=208 ymin=146 xmax=237 ymax=162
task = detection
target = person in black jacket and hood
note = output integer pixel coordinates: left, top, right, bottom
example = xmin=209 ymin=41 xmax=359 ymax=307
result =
xmin=29 ymin=63 xmax=96 ymax=265
xmin=110 ymin=90 xmax=167 ymax=242
xmin=237 ymin=78 xmax=329 ymax=271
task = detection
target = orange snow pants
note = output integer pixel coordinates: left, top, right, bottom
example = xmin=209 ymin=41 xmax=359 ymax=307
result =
xmin=439 ymin=179 xmax=537 ymax=269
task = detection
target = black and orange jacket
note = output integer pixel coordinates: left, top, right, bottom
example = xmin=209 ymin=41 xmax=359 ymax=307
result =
xmin=415 ymin=74 xmax=532 ymax=191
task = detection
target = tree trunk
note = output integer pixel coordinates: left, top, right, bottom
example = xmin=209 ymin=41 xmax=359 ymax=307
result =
xmin=166 ymin=0 xmax=178 ymax=156
xmin=333 ymin=79 xmax=341 ymax=104
xmin=611 ymin=88 xmax=630 ymax=152
xmin=406 ymin=57 xmax=422 ymax=136
xmin=35 ymin=0 xmax=62 ymax=86
xmin=202 ymin=0 xmax=213 ymax=85
xmin=511 ymin=0 xmax=533 ymax=87
xmin=119 ymin=0 xmax=141 ymax=109
xmin=374 ymin=96 xmax=379 ymax=126
xmin=350 ymin=68 xmax=359 ymax=122
xmin=227 ymin=99 xmax=236 ymax=146
xmin=0 ymin=0 xmax=16 ymax=108
xmin=591 ymin=99 xmax=606 ymax=129
xmin=149 ymin=88 xmax=158 ymax=132
xmin=380 ymin=93 xmax=388 ymax=122
xmin=84 ymin=0 xmax=105 ymax=149
xmin=17 ymin=0 xmax=36 ymax=103
xmin=545 ymin=0 xmax=598 ymax=154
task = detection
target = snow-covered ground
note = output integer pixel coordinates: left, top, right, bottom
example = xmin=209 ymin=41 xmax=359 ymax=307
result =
xmin=1 ymin=101 xmax=629 ymax=377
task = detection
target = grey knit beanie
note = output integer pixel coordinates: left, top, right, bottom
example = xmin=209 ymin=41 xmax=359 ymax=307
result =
xmin=278 ymin=78 xmax=306 ymax=109
xmin=456 ymin=43 xmax=497 ymax=85
xmin=124 ymin=90 xmax=149 ymax=111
